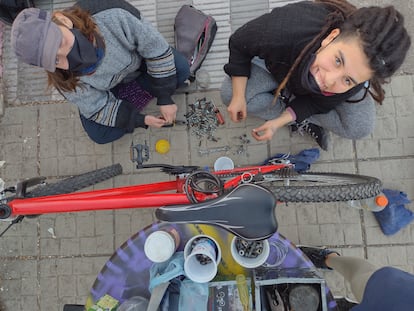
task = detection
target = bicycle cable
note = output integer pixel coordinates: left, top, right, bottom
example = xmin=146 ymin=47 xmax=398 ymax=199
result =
xmin=184 ymin=171 xmax=224 ymax=203
xmin=0 ymin=216 xmax=25 ymax=238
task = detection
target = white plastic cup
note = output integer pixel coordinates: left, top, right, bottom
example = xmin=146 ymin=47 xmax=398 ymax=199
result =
xmin=184 ymin=235 xmax=221 ymax=283
xmin=214 ymin=156 xmax=234 ymax=171
xmin=230 ymin=236 xmax=270 ymax=268
xmin=144 ymin=228 xmax=180 ymax=263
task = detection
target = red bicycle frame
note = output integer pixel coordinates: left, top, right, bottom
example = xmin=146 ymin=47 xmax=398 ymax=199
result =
xmin=7 ymin=164 xmax=288 ymax=217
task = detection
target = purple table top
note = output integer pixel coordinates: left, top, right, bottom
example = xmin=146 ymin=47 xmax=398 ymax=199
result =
xmin=86 ymin=222 xmax=338 ymax=310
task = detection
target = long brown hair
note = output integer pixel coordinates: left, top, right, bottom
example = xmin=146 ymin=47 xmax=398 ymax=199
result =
xmin=273 ymin=0 xmax=410 ymax=105
xmin=47 ymin=6 xmax=100 ymax=93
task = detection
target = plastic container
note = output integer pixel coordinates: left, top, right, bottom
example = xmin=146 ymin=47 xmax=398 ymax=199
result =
xmin=144 ymin=228 xmax=180 ymax=262
xmin=214 ymin=156 xmax=234 ymax=171
xmin=184 ymin=235 xmax=221 ymax=283
xmin=347 ymin=193 xmax=388 ymax=212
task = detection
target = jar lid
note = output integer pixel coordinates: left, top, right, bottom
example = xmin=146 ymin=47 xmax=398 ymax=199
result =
xmin=144 ymin=231 xmax=176 ymax=263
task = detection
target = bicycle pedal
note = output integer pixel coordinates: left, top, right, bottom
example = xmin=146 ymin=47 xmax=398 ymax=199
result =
xmin=130 ymin=141 xmax=150 ymax=168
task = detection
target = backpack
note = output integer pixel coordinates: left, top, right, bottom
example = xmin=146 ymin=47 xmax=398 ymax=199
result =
xmin=174 ymin=5 xmax=217 ymax=81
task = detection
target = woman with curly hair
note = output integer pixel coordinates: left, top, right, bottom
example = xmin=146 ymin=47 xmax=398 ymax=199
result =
xmin=11 ymin=0 xmax=190 ymax=144
xmin=221 ymin=0 xmax=411 ymax=150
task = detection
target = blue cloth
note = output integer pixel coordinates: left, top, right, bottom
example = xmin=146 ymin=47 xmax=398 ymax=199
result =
xmin=373 ymin=189 xmax=413 ymax=235
xmin=149 ymin=252 xmax=185 ymax=292
xmin=352 ymin=267 xmax=414 ymax=311
xmin=148 ymin=251 xmax=208 ymax=311
xmin=263 ymin=148 xmax=320 ymax=172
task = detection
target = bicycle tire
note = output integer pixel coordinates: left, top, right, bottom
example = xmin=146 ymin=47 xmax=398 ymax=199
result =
xmin=253 ymin=172 xmax=382 ymax=202
xmin=26 ymin=164 xmax=123 ymax=198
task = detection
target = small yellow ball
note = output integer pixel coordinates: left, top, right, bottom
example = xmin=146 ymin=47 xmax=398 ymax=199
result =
xmin=155 ymin=139 xmax=170 ymax=154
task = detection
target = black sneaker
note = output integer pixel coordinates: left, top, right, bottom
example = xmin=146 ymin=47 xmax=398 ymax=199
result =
xmin=298 ymin=246 xmax=340 ymax=269
xmin=290 ymin=120 xmax=329 ymax=151
xmin=334 ymin=296 xmax=358 ymax=311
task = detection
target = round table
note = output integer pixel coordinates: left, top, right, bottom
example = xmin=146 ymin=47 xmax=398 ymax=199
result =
xmin=85 ymin=222 xmax=338 ymax=310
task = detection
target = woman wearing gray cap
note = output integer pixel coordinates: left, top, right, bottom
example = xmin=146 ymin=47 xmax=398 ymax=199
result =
xmin=11 ymin=0 xmax=190 ymax=144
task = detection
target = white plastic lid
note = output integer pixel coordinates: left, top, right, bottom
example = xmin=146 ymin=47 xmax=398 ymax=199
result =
xmin=144 ymin=231 xmax=176 ymax=263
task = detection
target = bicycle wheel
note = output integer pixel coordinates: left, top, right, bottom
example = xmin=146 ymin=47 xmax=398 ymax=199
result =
xmin=26 ymin=163 xmax=123 ymax=198
xmin=254 ymin=172 xmax=382 ymax=202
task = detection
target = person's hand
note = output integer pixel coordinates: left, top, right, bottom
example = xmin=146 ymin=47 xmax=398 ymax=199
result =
xmin=159 ymin=104 xmax=178 ymax=124
xmin=144 ymin=115 xmax=167 ymax=128
xmin=252 ymin=111 xmax=295 ymax=141
xmin=251 ymin=120 xmax=278 ymax=141
xmin=227 ymin=97 xmax=247 ymax=122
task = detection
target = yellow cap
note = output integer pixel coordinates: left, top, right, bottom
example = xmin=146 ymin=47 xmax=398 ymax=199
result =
xmin=155 ymin=139 xmax=170 ymax=154
xmin=375 ymin=195 xmax=388 ymax=207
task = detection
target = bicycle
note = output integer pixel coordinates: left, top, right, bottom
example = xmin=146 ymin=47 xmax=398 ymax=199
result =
xmin=0 ymin=149 xmax=382 ymax=240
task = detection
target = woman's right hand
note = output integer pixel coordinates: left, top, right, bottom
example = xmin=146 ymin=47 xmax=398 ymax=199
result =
xmin=227 ymin=96 xmax=247 ymax=122
xmin=227 ymin=76 xmax=248 ymax=122
xmin=144 ymin=115 xmax=167 ymax=128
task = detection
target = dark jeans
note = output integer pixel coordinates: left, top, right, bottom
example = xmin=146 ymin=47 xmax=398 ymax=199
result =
xmin=80 ymin=48 xmax=190 ymax=144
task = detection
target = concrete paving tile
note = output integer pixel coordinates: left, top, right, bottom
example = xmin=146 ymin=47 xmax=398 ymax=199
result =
xmin=365 ymin=225 xmax=412 ymax=245
xmin=58 ymin=275 xmax=77 ymax=297
xmin=379 ymin=138 xmax=404 ymax=157
xmin=355 ymin=139 xmax=380 ymax=159
xmin=338 ymin=203 xmax=361 ymax=224
xmin=60 ymin=238 xmax=80 ymax=256
xmin=395 ymin=95 xmax=413 ymax=117
xmin=275 ymin=203 xmax=297 ymax=225
xmin=0 ymin=0 xmax=413 ymax=309
xmin=54 ymin=214 xmax=77 ymax=238
xmin=316 ymin=204 xmax=341 ymax=224
xmin=375 ymin=97 xmax=396 ymax=118
xmin=296 ymin=204 xmax=318 ymax=225
xmin=0 ymin=237 xmax=22 ymax=257
xmin=21 ymin=236 xmax=38 ymax=256
xmin=21 ymin=296 xmax=39 ymax=310
xmin=373 ymin=116 xmax=398 ymax=139
xmin=331 ymin=138 xmax=355 ymax=160
xmin=390 ymin=75 xmax=414 ymax=97
xmin=278 ymin=226 xmax=299 ymax=245
xmin=297 ymin=224 xmax=322 ymax=245
xmin=39 ymin=276 xmax=58 ymax=297
xmin=396 ymin=114 xmax=414 ymax=138
xmin=95 ymin=212 xmax=115 ymax=236
xmin=40 ymin=297 xmax=57 ymax=311
xmin=343 ymin=224 xmax=363 ymax=245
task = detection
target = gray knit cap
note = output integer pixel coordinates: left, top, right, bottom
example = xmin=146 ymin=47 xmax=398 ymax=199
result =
xmin=11 ymin=8 xmax=62 ymax=72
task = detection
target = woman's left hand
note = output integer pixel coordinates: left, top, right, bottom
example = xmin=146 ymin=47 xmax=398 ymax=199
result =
xmin=252 ymin=120 xmax=278 ymax=141
xmin=159 ymin=104 xmax=178 ymax=124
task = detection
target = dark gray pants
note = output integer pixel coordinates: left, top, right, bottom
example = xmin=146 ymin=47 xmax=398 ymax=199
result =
xmin=220 ymin=60 xmax=376 ymax=140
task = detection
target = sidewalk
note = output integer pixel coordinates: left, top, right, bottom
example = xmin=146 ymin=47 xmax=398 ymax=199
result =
xmin=0 ymin=1 xmax=413 ymax=310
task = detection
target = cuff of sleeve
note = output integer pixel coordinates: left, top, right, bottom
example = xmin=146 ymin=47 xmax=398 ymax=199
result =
xmin=285 ymin=107 xmax=297 ymax=121
xmin=156 ymin=95 xmax=173 ymax=106
xmin=135 ymin=114 xmax=148 ymax=129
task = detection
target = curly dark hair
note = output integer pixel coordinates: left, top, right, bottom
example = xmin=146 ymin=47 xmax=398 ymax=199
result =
xmin=274 ymin=0 xmax=411 ymax=104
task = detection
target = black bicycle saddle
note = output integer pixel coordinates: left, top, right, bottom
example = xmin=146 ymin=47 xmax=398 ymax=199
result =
xmin=155 ymin=183 xmax=278 ymax=240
